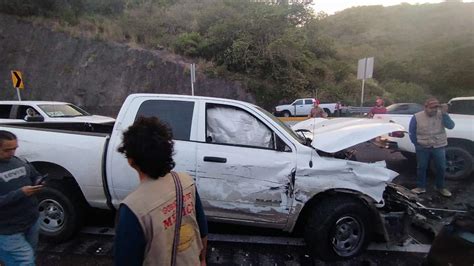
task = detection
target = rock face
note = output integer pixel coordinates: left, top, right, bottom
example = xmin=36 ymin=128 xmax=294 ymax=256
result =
xmin=0 ymin=14 xmax=254 ymax=116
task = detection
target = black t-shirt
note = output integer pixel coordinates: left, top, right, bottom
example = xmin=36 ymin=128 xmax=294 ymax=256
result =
xmin=0 ymin=156 xmax=41 ymax=234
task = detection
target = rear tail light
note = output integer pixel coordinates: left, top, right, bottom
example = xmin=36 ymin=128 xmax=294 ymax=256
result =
xmin=389 ymin=131 xmax=405 ymax=138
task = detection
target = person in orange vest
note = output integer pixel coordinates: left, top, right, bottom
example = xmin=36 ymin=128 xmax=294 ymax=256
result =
xmin=114 ymin=117 xmax=208 ymax=266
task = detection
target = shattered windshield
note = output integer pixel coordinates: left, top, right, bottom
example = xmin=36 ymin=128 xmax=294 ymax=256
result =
xmin=38 ymin=104 xmax=90 ymax=118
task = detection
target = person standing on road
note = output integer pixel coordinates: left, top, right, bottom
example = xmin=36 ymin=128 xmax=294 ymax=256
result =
xmin=368 ymin=97 xmax=387 ymax=118
xmin=335 ymin=101 xmax=342 ymax=117
xmin=308 ymin=99 xmax=328 ymax=118
xmin=114 ymin=117 xmax=208 ymax=266
xmin=0 ymin=130 xmax=44 ymax=265
xmin=409 ymin=97 xmax=455 ymax=197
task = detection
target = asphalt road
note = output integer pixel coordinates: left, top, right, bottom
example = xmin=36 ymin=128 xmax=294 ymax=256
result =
xmin=36 ymin=141 xmax=473 ymax=265
xmin=37 ymin=233 xmax=426 ymax=265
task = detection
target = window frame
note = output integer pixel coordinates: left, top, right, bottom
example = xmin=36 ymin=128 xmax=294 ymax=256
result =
xmin=293 ymin=100 xmax=303 ymax=106
xmin=449 ymin=100 xmax=474 ymax=115
xmin=204 ymin=103 xmax=278 ymax=151
xmin=0 ymin=104 xmax=14 ymax=119
xmin=135 ymin=99 xmax=195 ymax=141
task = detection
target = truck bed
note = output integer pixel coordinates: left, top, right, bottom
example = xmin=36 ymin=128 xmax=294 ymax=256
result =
xmin=0 ymin=121 xmax=114 ymax=135
xmin=0 ymin=122 xmax=112 ymax=208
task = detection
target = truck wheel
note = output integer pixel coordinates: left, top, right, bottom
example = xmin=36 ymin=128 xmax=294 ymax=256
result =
xmin=282 ymin=111 xmax=291 ymax=117
xmin=304 ymin=197 xmax=372 ymax=261
xmin=37 ymin=185 xmax=85 ymax=243
xmin=431 ymin=146 xmax=473 ymax=180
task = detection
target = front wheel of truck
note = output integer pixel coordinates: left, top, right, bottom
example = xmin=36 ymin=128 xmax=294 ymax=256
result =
xmin=304 ymin=196 xmax=372 ymax=261
xmin=282 ymin=110 xmax=291 ymax=117
xmin=37 ymin=184 xmax=85 ymax=243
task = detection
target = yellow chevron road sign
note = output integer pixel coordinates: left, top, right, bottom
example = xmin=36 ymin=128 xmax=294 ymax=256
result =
xmin=11 ymin=70 xmax=25 ymax=89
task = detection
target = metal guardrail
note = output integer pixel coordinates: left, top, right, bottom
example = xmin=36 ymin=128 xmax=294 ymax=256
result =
xmin=278 ymin=117 xmax=308 ymax=122
xmin=347 ymin=106 xmax=372 ymax=114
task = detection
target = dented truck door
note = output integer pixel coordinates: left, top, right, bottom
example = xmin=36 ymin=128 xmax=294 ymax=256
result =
xmin=195 ymin=102 xmax=296 ymax=227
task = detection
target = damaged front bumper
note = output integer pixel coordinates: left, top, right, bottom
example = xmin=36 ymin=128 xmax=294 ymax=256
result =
xmin=378 ymin=183 xmax=463 ymax=244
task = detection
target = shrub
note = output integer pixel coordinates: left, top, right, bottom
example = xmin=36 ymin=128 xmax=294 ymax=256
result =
xmin=173 ymin=32 xmax=204 ymax=57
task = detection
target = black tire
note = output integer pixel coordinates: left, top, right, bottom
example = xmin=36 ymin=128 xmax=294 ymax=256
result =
xmin=401 ymin=151 xmax=416 ymax=161
xmin=304 ymin=196 xmax=372 ymax=261
xmin=282 ymin=110 xmax=291 ymax=117
xmin=37 ymin=184 xmax=85 ymax=243
xmin=430 ymin=146 xmax=473 ymax=180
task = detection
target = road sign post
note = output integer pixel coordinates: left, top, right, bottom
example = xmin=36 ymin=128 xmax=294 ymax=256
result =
xmin=357 ymin=57 xmax=374 ymax=115
xmin=11 ymin=70 xmax=25 ymax=101
xmin=16 ymin=88 xmax=21 ymax=101
xmin=190 ymin=63 xmax=196 ymax=96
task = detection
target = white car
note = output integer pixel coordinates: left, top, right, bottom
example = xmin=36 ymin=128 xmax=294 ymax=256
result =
xmin=274 ymin=98 xmax=338 ymax=117
xmin=0 ymin=101 xmax=115 ymax=124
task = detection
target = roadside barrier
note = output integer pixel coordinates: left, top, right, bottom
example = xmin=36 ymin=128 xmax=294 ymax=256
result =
xmin=278 ymin=117 xmax=309 ymax=122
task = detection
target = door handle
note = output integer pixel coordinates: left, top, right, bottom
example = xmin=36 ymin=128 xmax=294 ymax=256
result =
xmin=203 ymin=156 xmax=227 ymax=163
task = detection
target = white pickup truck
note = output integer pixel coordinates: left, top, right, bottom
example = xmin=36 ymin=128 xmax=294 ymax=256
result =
xmin=0 ymin=101 xmax=115 ymax=124
xmin=2 ymin=94 xmax=418 ymax=260
xmin=274 ymin=98 xmax=338 ymax=117
xmin=375 ymin=97 xmax=474 ymax=180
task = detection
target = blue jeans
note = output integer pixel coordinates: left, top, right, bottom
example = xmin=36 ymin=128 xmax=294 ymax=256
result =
xmin=416 ymin=146 xmax=446 ymax=189
xmin=0 ymin=218 xmax=40 ymax=266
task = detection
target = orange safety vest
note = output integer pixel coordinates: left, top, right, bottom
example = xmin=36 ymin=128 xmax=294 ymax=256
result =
xmin=123 ymin=172 xmax=203 ymax=266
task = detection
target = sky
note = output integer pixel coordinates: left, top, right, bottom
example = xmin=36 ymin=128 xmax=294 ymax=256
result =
xmin=311 ymin=0 xmax=473 ymax=15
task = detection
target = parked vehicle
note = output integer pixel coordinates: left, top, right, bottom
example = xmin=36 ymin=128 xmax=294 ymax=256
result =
xmin=375 ymin=97 xmax=474 ymax=180
xmin=386 ymin=103 xmax=423 ymax=114
xmin=274 ymin=98 xmax=339 ymax=117
xmin=2 ymin=94 xmax=418 ymax=261
xmin=0 ymin=101 xmax=115 ymax=124
xmin=448 ymin=96 xmax=474 ymax=115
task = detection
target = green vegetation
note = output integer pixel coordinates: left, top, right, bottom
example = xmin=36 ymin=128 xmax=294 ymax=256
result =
xmin=0 ymin=0 xmax=472 ymax=108
xmin=319 ymin=1 xmax=474 ymax=104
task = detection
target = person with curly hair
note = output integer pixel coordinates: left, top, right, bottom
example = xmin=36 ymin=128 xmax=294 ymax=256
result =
xmin=114 ymin=117 xmax=208 ymax=266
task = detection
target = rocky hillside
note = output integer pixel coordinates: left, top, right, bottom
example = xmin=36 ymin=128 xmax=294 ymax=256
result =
xmin=0 ymin=14 xmax=254 ymax=116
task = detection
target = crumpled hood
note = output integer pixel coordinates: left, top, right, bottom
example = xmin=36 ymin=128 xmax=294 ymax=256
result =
xmin=292 ymin=118 xmax=405 ymax=153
